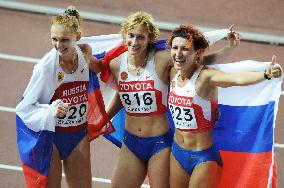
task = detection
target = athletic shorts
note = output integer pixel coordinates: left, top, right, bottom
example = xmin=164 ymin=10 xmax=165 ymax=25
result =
xmin=172 ymin=140 xmax=223 ymax=174
xmin=123 ymin=130 xmax=172 ymax=165
xmin=54 ymin=124 xmax=87 ymax=160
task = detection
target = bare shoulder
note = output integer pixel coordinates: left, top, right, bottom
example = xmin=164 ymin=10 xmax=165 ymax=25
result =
xmin=154 ymin=50 xmax=173 ymax=72
xmin=199 ymin=66 xmax=229 ymax=87
xmin=199 ymin=66 xmax=218 ymax=79
xmin=151 ymin=50 xmax=172 ymax=83
xmin=78 ymin=43 xmax=92 ymax=58
xmin=109 ymin=54 xmax=122 ymax=76
xmin=170 ymin=67 xmax=178 ymax=81
xmin=154 ymin=50 xmax=171 ymax=64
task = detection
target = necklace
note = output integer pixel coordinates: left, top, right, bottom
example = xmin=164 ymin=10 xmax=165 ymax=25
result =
xmin=70 ymin=54 xmax=78 ymax=74
xmin=127 ymin=55 xmax=148 ymax=76
xmin=177 ymin=73 xmax=189 ymax=87
xmin=60 ymin=53 xmax=78 ymax=74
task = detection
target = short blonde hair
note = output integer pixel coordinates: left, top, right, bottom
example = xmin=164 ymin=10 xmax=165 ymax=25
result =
xmin=120 ymin=11 xmax=160 ymax=44
xmin=51 ymin=6 xmax=82 ymax=33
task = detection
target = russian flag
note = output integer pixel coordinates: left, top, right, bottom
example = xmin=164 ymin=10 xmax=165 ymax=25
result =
xmin=103 ymin=61 xmax=282 ymax=188
xmin=87 ymin=71 xmax=114 ymax=141
xmin=78 ymin=30 xmax=283 ymax=187
xmin=16 ymin=114 xmax=54 ymax=188
xmin=212 ymin=61 xmax=281 ymax=188
xmin=16 ymin=48 xmax=113 ymax=187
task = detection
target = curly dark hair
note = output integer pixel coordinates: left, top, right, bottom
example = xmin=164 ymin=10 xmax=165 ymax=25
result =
xmin=167 ymin=24 xmax=209 ymax=51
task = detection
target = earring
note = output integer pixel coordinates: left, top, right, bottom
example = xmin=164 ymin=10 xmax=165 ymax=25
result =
xmin=195 ymin=55 xmax=200 ymax=63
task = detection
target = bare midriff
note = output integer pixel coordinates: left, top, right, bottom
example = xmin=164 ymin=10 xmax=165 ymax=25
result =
xmin=174 ymin=129 xmax=213 ymax=150
xmin=125 ymin=113 xmax=170 ymax=137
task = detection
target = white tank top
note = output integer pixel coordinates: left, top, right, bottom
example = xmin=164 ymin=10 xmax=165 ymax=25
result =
xmin=168 ymin=67 xmax=217 ymax=132
xmin=118 ymin=51 xmax=168 ymax=116
xmin=51 ymin=45 xmax=89 ymax=128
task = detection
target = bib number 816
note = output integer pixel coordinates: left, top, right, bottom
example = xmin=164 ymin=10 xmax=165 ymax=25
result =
xmin=121 ymin=92 xmax=153 ymax=106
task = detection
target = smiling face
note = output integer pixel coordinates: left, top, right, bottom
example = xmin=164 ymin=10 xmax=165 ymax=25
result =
xmin=50 ymin=24 xmax=78 ymax=57
xmin=121 ymin=11 xmax=160 ymax=55
xmin=125 ymin=25 xmax=150 ymax=56
xmin=171 ymin=37 xmax=196 ymax=70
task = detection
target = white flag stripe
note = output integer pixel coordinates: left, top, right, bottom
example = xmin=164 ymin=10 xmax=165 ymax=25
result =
xmin=212 ymin=61 xmax=283 ymax=105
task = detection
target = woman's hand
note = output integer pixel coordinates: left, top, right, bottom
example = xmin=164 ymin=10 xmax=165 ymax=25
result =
xmin=265 ymin=55 xmax=283 ymax=79
xmin=54 ymin=102 xmax=70 ymax=118
xmin=227 ymin=24 xmax=240 ymax=48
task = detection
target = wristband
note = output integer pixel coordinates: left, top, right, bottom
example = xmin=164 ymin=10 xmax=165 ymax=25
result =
xmin=264 ymin=70 xmax=271 ymax=80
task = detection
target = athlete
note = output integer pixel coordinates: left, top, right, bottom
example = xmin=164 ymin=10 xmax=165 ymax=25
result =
xmin=168 ymin=24 xmax=282 ymax=188
xmin=16 ymin=6 xmax=104 ymax=188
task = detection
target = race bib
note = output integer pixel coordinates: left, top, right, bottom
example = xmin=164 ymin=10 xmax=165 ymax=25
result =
xmin=169 ymin=104 xmax=197 ymax=129
xmin=57 ymin=102 xmax=88 ymax=127
xmin=168 ymin=92 xmax=197 ymax=129
xmin=53 ymin=81 xmax=89 ymax=127
xmin=119 ymin=80 xmax=157 ymax=113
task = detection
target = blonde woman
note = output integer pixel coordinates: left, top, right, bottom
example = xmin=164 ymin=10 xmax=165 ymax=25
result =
xmin=16 ymin=6 xmax=103 ymax=188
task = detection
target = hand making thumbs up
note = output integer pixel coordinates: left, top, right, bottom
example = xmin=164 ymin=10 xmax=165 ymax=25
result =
xmin=265 ymin=55 xmax=283 ymax=79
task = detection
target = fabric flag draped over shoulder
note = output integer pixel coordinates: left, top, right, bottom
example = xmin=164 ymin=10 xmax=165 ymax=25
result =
xmin=83 ymin=29 xmax=281 ymax=187
xmin=16 ymin=48 xmax=113 ymax=187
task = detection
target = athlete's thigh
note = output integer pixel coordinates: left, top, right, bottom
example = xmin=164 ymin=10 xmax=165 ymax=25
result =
xmin=188 ymin=161 xmax=222 ymax=188
xmin=169 ymin=153 xmax=190 ymax=188
xmin=111 ymin=143 xmax=147 ymax=188
xmin=63 ymin=135 xmax=92 ymax=188
xmin=147 ymin=147 xmax=170 ymax=188
xmin=47 ymin=145 xmax=62 ymax=188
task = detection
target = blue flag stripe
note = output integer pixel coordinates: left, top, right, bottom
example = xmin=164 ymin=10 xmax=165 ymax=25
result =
xmin=16 ymin=115 xmax=54 ymax=176
xmin=213 ymin=102 xmax=274 ymax=153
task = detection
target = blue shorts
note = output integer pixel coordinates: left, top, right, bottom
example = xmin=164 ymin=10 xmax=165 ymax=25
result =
xmin=172 ymin=140 xmax=223 ymax=174
xmin=123 ymin=130 xmax=172 ymax=165
xmin=54 ymin=127 xmax=87 ymax=160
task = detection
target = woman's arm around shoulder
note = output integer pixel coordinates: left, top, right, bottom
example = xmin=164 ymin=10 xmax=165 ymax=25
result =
xmin=109 ymin=55 xmax=123 ymax=81
xmin=79 ymin=43 xmax=103 ymax=74
xmin=155 ymin=49 xmax=173 ymax=68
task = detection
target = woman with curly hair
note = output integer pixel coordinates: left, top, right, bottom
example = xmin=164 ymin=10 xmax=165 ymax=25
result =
xmin=167 ymin=24 xmax=282 ymax=188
